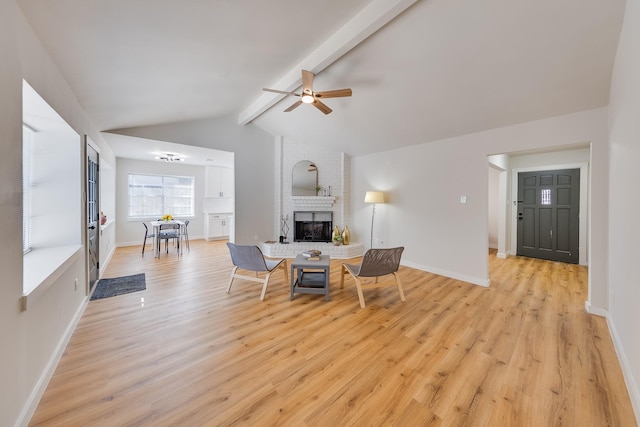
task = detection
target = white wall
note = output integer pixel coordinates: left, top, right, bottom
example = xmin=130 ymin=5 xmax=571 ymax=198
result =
xmin=487 ymin=166 xmax=500 ymax=249
xmin=608 ymin=0 xmax=640 ymax=419
xmin=115 ymin=158 xmax=207 ymax=246
xmin=108 ymin=116 xmax=275 ymax=245
xmin=0 ymin=1 xmax=116 ymax=426
xmin=351 ymin=108 xmax=609 ymax=293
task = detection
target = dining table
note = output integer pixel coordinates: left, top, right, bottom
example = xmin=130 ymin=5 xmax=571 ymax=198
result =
xmin=149 ymin=219 xmax=186 ymax=258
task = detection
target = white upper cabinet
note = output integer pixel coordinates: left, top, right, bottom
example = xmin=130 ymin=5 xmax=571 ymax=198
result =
xmin=205 ymin=166 xmax=234 ymax=198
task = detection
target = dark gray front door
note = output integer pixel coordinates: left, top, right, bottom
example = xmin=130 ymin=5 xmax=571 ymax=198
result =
xmin=517 ymin=169 xmax=579 ymax=264
xmin=87 ymin=145 xmax=99 ymax=290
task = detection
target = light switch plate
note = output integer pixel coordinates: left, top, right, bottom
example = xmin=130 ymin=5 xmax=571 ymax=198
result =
xmin=460 ymin=195 xmax=467 ymax=204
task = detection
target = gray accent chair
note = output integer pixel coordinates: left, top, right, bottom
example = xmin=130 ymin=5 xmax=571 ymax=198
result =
xmin=226 ymin=243 xmax=288 ymax=300
xmin=340 ymin=247 xmax=406 ymax=308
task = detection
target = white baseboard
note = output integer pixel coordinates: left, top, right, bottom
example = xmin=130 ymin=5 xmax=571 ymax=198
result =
xmin=16 ymin=295 xmax=90 ymax=427
xmin=117 ymin=235 xmax=204 ymax=248
xmin=496 ymin=252 xmax=507 ymax=259
xmin=584 ymin=302 xmax=640 ymax=424
xmin=99 ymin=246 xmax=116 ymax=278
xmin=606 ymin=314 xmax=640 ymax=425
xmin=402 ymin=260 xmax=490 ymax=287
xmin=584 ymin=301 xmax=608 ymax=317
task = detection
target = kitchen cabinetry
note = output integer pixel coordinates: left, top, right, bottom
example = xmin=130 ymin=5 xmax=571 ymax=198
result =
xmin=204 ymin=213 xmax=232 ymax=240
xmin=205 ymin=166 xmax=234 ymax=199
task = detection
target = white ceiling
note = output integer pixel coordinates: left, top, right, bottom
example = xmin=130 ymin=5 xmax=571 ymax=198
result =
xmin=17 ymin=0 xmax=626 ymax=159
xmin=104 ymin=133 xmax=235 ymax=168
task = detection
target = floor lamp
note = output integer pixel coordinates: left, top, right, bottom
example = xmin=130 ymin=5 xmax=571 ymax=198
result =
xmin=364 ymin=191 xmax=385 ymax=249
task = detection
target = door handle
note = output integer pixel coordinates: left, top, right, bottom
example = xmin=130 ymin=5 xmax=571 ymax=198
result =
xmin=518 ymin=213 xmax=523 ymax=221
xmin=88 ymin=225 xmax=96 ymax=230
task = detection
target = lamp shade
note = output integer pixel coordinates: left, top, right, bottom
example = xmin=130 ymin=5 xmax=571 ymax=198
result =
xmin=364 ymin=191 xmax=385 ymax=204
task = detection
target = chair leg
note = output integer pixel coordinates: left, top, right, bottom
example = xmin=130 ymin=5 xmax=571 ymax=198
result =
xmin=227 ymin=266 xmax=238 ymax=293
xmin=354 ymin=277 xmax=366 ymax=308
xmin=393 ymin=272 xmax=406 ymax=302
xmin=142 ymin=235 xmax=147 ymax=256
xmin=281 ymin=260 xmax=288 ymax=283
xmin=260 ymin=272 xmax=272 ymax=301
xmin=340 ymin=265 xmax=346 ymax=288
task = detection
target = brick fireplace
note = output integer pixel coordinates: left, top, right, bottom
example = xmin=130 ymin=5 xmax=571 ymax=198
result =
xmin=268 ymin=139 xmax=363 ymax=258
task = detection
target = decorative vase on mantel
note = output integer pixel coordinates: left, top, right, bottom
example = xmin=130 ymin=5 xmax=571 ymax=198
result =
xmin=332 ymin=225 xmax=341 ymax=242
xmin=341 ymin=225 xmax=351 ymax=245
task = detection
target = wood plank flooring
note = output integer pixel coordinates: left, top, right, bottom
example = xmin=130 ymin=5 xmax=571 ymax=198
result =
xmin=30 ymin=240 xmax=637 ymax=426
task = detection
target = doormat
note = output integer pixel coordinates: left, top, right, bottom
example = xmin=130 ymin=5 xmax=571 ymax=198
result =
xmin=91 ymin=273 xmax=146 ymax=300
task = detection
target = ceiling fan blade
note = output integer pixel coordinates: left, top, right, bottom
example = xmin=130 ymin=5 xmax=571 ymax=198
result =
xmin=263 ymin=88 xmax=300 ymax=97
xmin=314 ymin=88 xmax=352 ymax=99
xmin=284 ymin=100 xmax=303 ymax=112
xmin=312 ymin=99 xmax=332 ymax=115
xmin=301 ymin=70 xmax=314 ymax=94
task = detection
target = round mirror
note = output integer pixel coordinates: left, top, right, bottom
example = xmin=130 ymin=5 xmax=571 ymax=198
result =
xmin=292 ymin=160 xmax=318 ymax=196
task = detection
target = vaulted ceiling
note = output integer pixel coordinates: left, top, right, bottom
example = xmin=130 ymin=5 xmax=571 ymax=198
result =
xmin=17 ymin=0 xmax=626 ymax=158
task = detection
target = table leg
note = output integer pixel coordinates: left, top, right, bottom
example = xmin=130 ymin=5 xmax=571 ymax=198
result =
xmin=325 ymin=266 xmax=330 ymax=301
xmin=290 ymin=264 xmax=295 ymax=300
xmin=153 ymin=225 xmax=160 ymax=258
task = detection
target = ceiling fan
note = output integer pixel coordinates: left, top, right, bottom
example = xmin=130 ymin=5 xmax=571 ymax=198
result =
xmin=263 ymin=70 xmax=352 ymax=115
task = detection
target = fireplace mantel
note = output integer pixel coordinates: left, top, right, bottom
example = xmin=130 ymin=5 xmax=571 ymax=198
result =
xmin=292 ymin=196 xmax=335 ymax=209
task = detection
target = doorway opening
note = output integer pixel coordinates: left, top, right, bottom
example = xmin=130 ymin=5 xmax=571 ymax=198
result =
xmin=487 ymin=146 xmax=590 ymax=290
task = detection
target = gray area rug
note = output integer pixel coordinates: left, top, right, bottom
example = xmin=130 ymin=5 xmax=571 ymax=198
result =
xmin=91 ymin=273 xmax=146 ymax=300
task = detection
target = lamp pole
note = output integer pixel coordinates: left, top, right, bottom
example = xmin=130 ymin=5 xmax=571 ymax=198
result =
xmin=364 ymin=191 xmax=385 ymax=250
xmin=370 ymin=202 xmax=376 ymax=249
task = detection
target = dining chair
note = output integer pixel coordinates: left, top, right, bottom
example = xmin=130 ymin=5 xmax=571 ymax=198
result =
xmin=226 ymin=243 xmax=288 ymax=300
xmin=142 ymin=223 xmax=156 ymax=257
xmin=158 ymin=223 xmax=180 ymax=254
xmin=182 ymin=220 xmax=190 ymax=251
xmin=340 ymin=247 xmax=405 ymax=308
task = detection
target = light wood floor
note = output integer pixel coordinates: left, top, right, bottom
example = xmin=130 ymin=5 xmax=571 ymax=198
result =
xmin=30 ymin=240 xmax=637 ymax=426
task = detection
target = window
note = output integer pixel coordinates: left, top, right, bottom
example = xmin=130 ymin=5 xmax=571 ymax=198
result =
xmin=22 ymin=124 xmax=34 ymax=254
xmin=541 ymin=189 xmax=552 ymax=205
xmin=22 ymin=79 xmax=82 ymax=301
xmin=128 ymin=173 xmax=194 ymax=218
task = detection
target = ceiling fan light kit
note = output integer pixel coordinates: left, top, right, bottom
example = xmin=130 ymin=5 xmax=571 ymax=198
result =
xmin=156 ymin=153 xmax=183 ymax=163
xmin=263 ymin=70 xmax=352 ymax=115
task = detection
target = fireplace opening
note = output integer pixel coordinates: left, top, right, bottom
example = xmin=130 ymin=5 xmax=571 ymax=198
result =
xmin=293 ymin=211 xmax=332 ymax=242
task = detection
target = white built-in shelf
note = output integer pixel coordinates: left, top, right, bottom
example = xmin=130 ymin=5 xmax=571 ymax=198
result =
xmin=292 ymin=196 xmax=336 ymax=209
